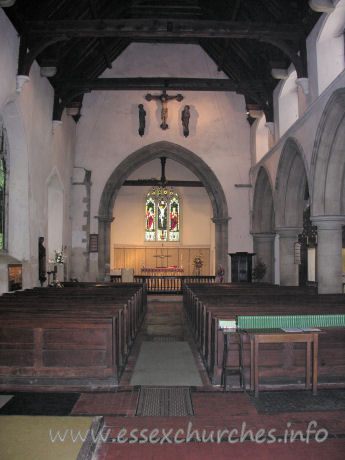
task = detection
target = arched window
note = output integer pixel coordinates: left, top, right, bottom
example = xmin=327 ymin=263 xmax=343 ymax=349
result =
xmin=145 ymin=186 xmax=180 ymax=242
xmin=0 ymin=120 xmax=8 ymax=251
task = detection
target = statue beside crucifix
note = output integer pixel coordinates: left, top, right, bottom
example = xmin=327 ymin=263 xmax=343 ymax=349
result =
xmin=145 ymin=90 xmax=183 ymax=130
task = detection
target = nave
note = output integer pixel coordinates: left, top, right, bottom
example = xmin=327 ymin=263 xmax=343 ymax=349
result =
xmin=0 ymin=287 xmax=345 ymax=460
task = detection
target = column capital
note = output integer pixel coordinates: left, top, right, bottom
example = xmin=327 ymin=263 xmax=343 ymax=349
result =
xmin=211 ymin=216 xmax=231 ymax=224
xmin=252 ymin=232 xmax=276 ymax=241
xmin=96 ymin=215 xmax=114 ymax=223
xmin=276 ymin=226 xmax=302 ymax=238
xmin=311 ymin=215 xmax=345 ymax=229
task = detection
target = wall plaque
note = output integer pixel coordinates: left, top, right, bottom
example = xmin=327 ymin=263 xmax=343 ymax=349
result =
xmin=89 ymin=234 xmax=98 ymax=252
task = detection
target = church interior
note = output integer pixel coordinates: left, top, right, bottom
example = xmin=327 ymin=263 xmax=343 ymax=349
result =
xmin=0 ymin=0 xmax=345 ymax=459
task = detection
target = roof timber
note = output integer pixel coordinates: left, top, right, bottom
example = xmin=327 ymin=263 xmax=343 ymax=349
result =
xmin=52 ymin=77 xmax=269 ymax=121
xmin=56 ymin=77 xmax=268 ymax=94
xmin=24 ymin=19 xmax=303 ymax=41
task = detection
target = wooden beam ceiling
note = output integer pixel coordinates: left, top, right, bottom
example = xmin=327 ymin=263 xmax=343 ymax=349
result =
xmin=24 ymin=18 xmax=302 ymax=41
xmin=5 ymin=0 xmax=320 ymax=122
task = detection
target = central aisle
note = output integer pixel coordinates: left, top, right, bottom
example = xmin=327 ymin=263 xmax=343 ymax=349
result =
xmin=128 ymin=297 xmax=203 ymax=386
xmin=130 ymin=342 xmax=203 ymax=386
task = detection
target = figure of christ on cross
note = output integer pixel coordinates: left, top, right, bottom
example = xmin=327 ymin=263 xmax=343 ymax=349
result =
xmin=145 ymin=90 xmax=183 ymax=130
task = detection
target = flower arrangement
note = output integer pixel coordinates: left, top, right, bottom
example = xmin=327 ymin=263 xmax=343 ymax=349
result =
xmin=54 ymin=249 xmax=64 ymax=264
xmin=193 ymin=254 xmax=203 ymax=270
xmin=216 ymin=264 xmax=225 ymax=283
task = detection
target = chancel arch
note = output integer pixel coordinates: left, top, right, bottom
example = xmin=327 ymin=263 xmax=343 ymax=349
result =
xmin=98 ymin=141 xmax=229 ymax=281
xmin=310 ymin=88 xmax=345 ymax=293
xmin=110 ymin=159 xmax=214 ymax=275
xmin=252 ymin=167 xmax=275 ymax=283
xmin=275 ymin=138 xmax=308 ymax=286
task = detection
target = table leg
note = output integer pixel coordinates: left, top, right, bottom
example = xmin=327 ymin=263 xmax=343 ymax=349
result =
xmin=250 ymin=336 xmax=254 ymax=392
xmin=306 ymin=341 xmax=311 ymax=389
xmin=254 ymin=338 xmax=259 ymax=398
xmin=312 ymin=333 xmax=319 ymax=395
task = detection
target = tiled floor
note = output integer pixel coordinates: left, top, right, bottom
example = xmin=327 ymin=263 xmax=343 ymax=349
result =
xmin=1 ymin=297 xmax=345 ymax=459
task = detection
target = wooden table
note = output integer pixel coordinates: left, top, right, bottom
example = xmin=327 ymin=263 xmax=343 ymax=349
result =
xmin=244 ymin=328 xmax=321 ymax=397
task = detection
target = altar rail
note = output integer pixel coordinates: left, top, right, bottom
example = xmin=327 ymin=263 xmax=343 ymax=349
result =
xmin=133 ymin=275 xmax=216 ymax=294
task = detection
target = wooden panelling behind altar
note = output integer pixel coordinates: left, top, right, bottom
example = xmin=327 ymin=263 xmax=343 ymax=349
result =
xmin=112 ymin=247 xmax=211 ymax=276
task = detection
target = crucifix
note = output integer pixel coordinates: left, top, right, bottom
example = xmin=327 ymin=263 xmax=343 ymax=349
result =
xmin=145 ymin=89 xmax=183 ymax=130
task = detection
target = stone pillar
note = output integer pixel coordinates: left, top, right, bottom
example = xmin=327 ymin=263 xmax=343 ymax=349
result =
xmin=212 ymin=217 xmax=231 ymax=282
xmin=252 ymin=233 xmax=276 ymax=283
xmin=312 ymin=216 xmax=345 ymax=294
xmin=97 ymin=215 xmax=114 ymax=282
xmin=277 ymin=227 xmax=302 ymax=286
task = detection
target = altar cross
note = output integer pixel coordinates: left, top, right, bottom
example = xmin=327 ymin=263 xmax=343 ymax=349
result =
xmin=145 ymin=90 xmax=183 ymax=130
xmin=153 ymin=249 xmax=171 ymax=268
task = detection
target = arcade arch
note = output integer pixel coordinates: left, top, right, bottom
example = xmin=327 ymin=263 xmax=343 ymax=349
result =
xmin=252 ymin=167 xmax=275 ymax=282
xmin=310 ymin=88 xmax=345 ymax=293
xmin=275 ymin=138 xmax=308 ymax=285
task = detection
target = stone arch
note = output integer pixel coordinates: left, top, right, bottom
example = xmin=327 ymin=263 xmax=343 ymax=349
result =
xmin=252 ymin=166 xmax=275 ymax=282
xmin=311 ymin=88 xmax=345 ymax=217
xmin=252 ymin=166 xmax=275 ymax=234
xmin=275 ymin=137 xmax=308 ymax=229
xmin=98 ymin=141 xmax=229 ymax=280
xmin=310 ymin=88 xmax=345 ymax=293
xmin=275 ymin=138 xmax=309 ymax=285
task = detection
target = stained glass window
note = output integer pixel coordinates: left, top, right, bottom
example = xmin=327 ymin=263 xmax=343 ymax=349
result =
xmin=145 ymin=197 xmax=156 ymax=241
xmin=0 ymin=121 xmax=7 ymax=251
xmin=145 ymin=187 xmax=180 ymax=242
xmin=169 ymin=197 xmax=179 ymax=241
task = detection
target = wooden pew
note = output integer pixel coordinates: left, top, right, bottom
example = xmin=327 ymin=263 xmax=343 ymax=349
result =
xmin=183 ymin=283 xmax=345 ymax=388
xmin=0 ymin=283 xmax=146 ymax=390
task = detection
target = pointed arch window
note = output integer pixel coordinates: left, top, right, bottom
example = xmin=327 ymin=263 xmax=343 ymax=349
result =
xmin=0 ymin=121 xmax=8 ymax=251
xmin=145 ymin=187 xmax=180 ymax=242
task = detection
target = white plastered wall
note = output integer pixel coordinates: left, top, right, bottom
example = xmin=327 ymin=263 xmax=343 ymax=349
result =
xmin=72 ymin=43 xmax=252 ymax=281
xmin=0 ymin=9 xmax=75 ymax=292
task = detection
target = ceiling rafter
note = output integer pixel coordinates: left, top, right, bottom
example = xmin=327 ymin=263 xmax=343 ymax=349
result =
xmin=88 ymin=0 xmax=112 ymax=69
xmin=23 ymin=18 xmax=303 ymax=40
